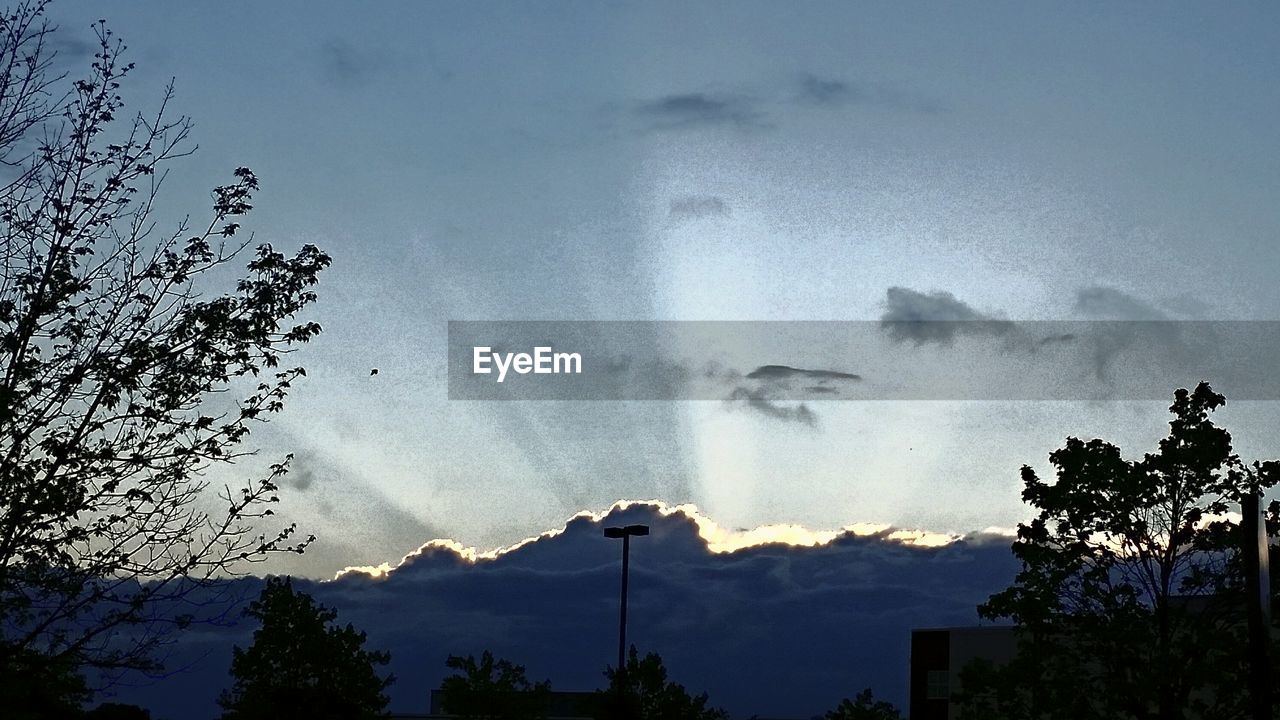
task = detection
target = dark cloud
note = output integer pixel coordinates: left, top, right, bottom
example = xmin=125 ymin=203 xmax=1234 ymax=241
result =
xmin=283 ymin=455 xmax=319 ymax=492
xmin=317 ymin=38 xmax=384 ymax=86
xmin=798 ymin=75 xmax=851 ymax=105
xmin=880 ymin=287 xmax=1015 ymax=345
xmin=634 ymin=92 xmax=769 ymax=131
xmin=1036 ymin=333 xmax=1077 ymax=347
xmin=97 ymin=503 xmax=1017 ymax=719
xmin=47 ymin=33 xmax=96 ymax=63
xmin=286 ymin=467 xmax=315 ymax=491
xmin=876 ymin=286 xmax=1203 ymax=386
xmin=669 ymin=195 xmax=730 ymax=221
xmin=629 ymin=76 xmax=939 ymax=135
xmin=746 ymin=365 xmax=861 ymax=382
xmin=725 ymin=365 xmax=862 ymax=423
xmin=1074 ymin=287 xmax=1183 ymax=381
xmin=700 ymin=360 xmax=742 ymax=382
xmin=727 ymin=386 xmax=817 ymax=425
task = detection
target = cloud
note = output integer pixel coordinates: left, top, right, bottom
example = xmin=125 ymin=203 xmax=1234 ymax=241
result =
xmin=669 ymin=195 xmax=730 ymax=221
xmin=48 ymin=33 xmax=96 ymax=63
xmin=624 ymin=75 xmax=940 ymax=135
xmin=1074 ymin=286 xmax=1168 ymax=320
xmin=795 ymin=74 xmax=945 ymax=114
xmin=876 ymin=286 xmax=1202 ymax=386
xmin=317 ymin=38 xmax=386 ymax=86
xmin=1160 ymin=293 xmax=1214 ymax=319
xmin=797 ymin=75 xmax=852 ymax=105
xmin=634 ymin=92 xmax=769 ymax=131
xmin=284 ymin=455 xmax=317 ymax=491
xmin=1073 ymin=287 xmax=1183 ymax=381
xmin=1037 ymin=333 xmax=1077 ymax=347
xmin=258 ymin=445 xmax=439 ymax=578
xmin=98 ymin=502 xmax=1017 ymax=719
xmin=745 ymin=365 xmax=861 ymax=382
xmin=723 ymin=365 xmax=862 ymax=423
xmin=880 ymin=287 xmax=1015 ymax=345
xmin=727 ymin=386 xmax=817 ymax=425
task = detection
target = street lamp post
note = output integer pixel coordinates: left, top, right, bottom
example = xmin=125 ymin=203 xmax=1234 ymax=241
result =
xmin=604 ymin=524 xmax=649 ymax=674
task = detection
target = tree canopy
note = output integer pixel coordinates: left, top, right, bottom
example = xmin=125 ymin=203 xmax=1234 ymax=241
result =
xmin=595 ymin=646 xmax=728 ymax=720
xmin=218 ymin=577 xmax=393 ymax=720
xmin=439 ymin=650 xmax=552 ymax=720
xmin=0 ymin=0 xmax=328 ymax=697
xmin=820 ymin=689 xmax=902 ymax=720
xmin=958 ymin=382 xmax=1280 ymax=720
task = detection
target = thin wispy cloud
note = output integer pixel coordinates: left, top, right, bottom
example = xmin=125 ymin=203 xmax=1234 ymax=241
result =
xmin=1074 ymin=285 xmax=1168 ymax=320
xmin=669 ymin=195 xmax=730 ymax=221
xmin=317 ymin=37 xmax=386 ymax=86
xmin=717 ymin=363 xmax=863 ymax=421
xmin=795 ymin=74 xmax=945 ymax=114
xmin=634 ymin=92 xmax=770 ymax=131
xmin=48 ymin=33 xmax=95 ymax=62
xmin=1160 ymin=293 xmax=1214 ymax=318
xmin=625 ymin=74 xmax=939 ymax=136
xmin=727 ymin=386 xmax=817 ymax=425
xmin=797 ymin=75 xmax=851 ymax=105
xmin=1073 ymin=286 xmax=1182 ymax=381
xmin=745 ymin=365 xmax=861 ymax=382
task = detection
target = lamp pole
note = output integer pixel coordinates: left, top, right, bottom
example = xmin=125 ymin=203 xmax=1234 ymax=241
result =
xmin=604 ymin=524 xmax=649 ymax=674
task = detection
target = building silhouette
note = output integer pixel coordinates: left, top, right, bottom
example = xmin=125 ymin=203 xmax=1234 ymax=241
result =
xmin=909 ymin=626 xmax=1017 ymax=720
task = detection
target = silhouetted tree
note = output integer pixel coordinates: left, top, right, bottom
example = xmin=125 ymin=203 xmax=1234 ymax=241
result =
xmin=0 ymin=642 xmax=88 ymax=719
xmin=0 ymin=0 xmax=327 ymax=698
xmin=84 ymin=703 xmax=151 ymax=720
xmin=439 ymin=650 xmax=552 ymax=719
xmin=957 ymin=383 xmax=1280 ymax=720
xmin=820 ymin=689 xmax=901 ymax=720
xmin=595 ymin=646 xmax=727 ymax=720
xmin=218 ymin=578 xmax=393 ymax=720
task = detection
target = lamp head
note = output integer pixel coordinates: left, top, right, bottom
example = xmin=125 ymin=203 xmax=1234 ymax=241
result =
xmin=604 ymin=524 xmax=650 ymax=538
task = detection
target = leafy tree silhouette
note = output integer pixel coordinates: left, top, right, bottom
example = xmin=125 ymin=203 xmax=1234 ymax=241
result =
xmin=84 ymin=703 xmax=151 ymax=719
xmin=218 ymin=578 xmax=393 ymax=720
xmin=0 ymin=643 xmax=88 ymax=719
xmin=439 ymin=650 xmax=552 ymax=719
xmin=595 ymin=646 xmax=727 ymax=720
xmin=820 ymin=689 xmax=901 ymax=720
xmin=0 ymin=0 xmax=328 ymax=701
xmin=956 ymin=382 xmax=1280 ymax=720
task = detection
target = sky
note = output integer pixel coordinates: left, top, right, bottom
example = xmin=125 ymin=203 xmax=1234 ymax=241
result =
xmin=43 ymin=0 xmax=1280 ymax=586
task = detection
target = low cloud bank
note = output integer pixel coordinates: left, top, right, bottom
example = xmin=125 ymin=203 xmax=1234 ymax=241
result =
xmin=101 ymin=502 xmax=1018 ymax=719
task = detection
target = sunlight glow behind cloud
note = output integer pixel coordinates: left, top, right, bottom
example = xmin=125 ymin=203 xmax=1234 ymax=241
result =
xmin=333 ymin=499 xmax=979 ymax=580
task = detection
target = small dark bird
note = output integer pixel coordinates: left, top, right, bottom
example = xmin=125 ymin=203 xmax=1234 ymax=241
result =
xmin=370 ymin=368 xmax=379 ymax=376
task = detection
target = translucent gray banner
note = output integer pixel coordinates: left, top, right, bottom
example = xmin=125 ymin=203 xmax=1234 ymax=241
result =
xmin=447 ymin=321 xmax=1280 ymax=400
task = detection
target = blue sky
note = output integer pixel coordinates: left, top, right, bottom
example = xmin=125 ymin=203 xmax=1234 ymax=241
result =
xmin=45 ymin=1 xmax=1280 ymax=578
